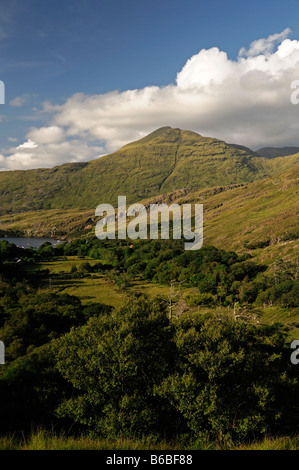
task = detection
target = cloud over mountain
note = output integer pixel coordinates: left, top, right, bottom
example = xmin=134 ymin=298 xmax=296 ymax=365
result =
xmin=2 ymin=29 xmax=299 ymax=170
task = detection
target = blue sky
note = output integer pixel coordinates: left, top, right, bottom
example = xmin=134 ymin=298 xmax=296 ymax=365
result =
xmin=1 ymin=0 xmax=299 ymax=169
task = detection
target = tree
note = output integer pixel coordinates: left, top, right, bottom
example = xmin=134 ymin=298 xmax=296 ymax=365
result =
xmin=52 ymin=296 xmax=178 ymax=438
xmin=156 ymin=313 xmax=297 ymax=443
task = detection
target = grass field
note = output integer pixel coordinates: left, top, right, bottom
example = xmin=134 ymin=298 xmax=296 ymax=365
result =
xmin=0 ymin=429 xmax=299 ymax=450
xmin=33 ymin=257 xmax=299 ymax=339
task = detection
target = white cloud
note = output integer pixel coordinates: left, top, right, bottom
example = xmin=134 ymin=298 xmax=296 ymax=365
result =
xmin=2 ymin=29 xmax=299 ymax=170
xmin=16 ymin=139 xmax=38 ymax=150
xmin=176 ymin=48 xmax=235 ymax=89
xmin=28 ymin=125 xmax=65 ymax=144
xmin=9 ymin=96 xmax=28 ymax=107
xmin=3 ymin=138 xmax=104 ymax=170
xmin=238 ymin=28 xmax=291 ymax=57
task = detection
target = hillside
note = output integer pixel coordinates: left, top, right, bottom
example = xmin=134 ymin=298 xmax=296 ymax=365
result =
xmin=159 ymin=163 xmax=299 ymax=267
xmin=0 ymin=127 xmax=299 ymax=214
xmin=257 ymin=146 xmax=299 ymax=158
xmin=1 ymin=161 xmax=298 ymax=268
xmin=135 ymin=162 xmax=299 ymax=267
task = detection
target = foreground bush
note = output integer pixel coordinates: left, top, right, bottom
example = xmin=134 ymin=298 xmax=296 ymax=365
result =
xmin=52 ymin=297 xmax=179 ymax=438
xmin=52 ymin=297 xmax=299 ymax=442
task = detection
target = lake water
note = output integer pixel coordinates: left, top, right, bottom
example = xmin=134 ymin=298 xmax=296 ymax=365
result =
xmin=0 ymin=237 xmax=66 ymax=249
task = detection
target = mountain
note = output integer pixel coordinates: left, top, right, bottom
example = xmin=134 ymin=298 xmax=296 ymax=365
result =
xmin=163 ymin=162 xmax=299 ymax=266
xmin=1 ymin=127 xmax=299 ymax=215
xmin=257 ymin=146 xmax=299 ymax=158
xmin=1 ymin=160 xmax=298 ymax=268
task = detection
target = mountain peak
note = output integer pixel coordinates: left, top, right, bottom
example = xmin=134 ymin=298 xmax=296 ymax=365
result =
xmin=0 ymin=126 xmax=298 ymax=214
xmin=121 ymin=126 xmax=204 ymax=149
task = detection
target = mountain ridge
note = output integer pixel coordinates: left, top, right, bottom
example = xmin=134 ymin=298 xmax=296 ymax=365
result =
xmin=0 ymin=127 xmax=298 ymax=215
xmin=256 ymin=146 xmax=299 ymax=159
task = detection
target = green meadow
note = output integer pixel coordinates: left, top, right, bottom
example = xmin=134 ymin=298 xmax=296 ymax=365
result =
xmin=34 ymin=256 xmax=299 ymax=340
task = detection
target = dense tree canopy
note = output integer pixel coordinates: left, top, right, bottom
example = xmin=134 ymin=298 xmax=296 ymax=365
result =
xmin=0 ymin=239 xmax=298 ymax=442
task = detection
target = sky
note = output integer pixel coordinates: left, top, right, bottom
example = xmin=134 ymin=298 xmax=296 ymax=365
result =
xmin=1 ymin=0 xmax=299 ymax=170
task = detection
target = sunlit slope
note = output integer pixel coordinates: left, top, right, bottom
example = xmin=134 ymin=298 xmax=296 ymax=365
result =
xmin=1 ymin=161 xmax=297 ymax=267
xmin=0 ymin=126 xmax=298 ymax=214
xmin=144 ymin=163 xmax=299 ymax=265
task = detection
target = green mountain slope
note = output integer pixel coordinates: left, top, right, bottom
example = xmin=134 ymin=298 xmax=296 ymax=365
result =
xmin=0 ymin=127 xmax=298 ymax=214
xmin=164 ymin=163 xmax=299 ymax=266
xmin=1 ymin=161 xmax=298 ymax=267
